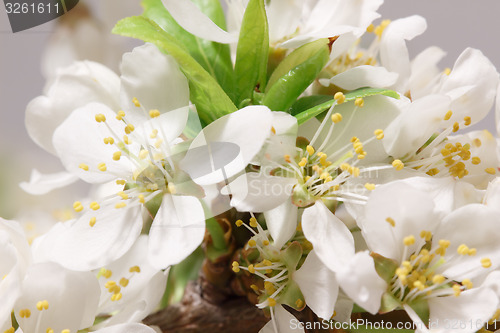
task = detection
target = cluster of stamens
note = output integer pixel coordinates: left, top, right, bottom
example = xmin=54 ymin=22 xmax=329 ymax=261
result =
xmin=387 ymin=218 xmax=492 ymax=303
xmin=231 ymin=217 xmax=296 ymax=309
xmin=99 ymin=265 xmax=141 ymax=302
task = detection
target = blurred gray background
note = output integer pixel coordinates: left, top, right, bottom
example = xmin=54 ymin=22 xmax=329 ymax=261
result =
xmin=0 ymin=0 xmax=499 ymax=217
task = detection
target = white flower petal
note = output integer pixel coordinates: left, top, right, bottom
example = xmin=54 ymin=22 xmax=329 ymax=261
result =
xmin=180 ymin=106 xmax=273 ymax=185
xmin=148 ymin=194 xmax=205 ymax=269
xmin=223 ymin=172 xmax=296 ymax=213
xmin=380 ymin=15 xmax=427 ymax=92
xmin=19 ymin=169 xmax=79 ymax=195
xmin=264 ymin=200 xmax=298 ymax=249
xmin=434 ymin=204 xmax=500 ymax=280
xmin=26 ymin=61 xmax=120 ymax=154
xmin=52 ymin=103 xmax=137 ymax=183
xmin=359 ymin=181 xmax=439 ymax=262
xmin=120 ymin=44 xmax=190 ymax=125
xmin=302 ymin=201 xmax=354 ymax=272
xmin=260 ymin=305 xmax=304 ymax=333
xmin=409 ymin=46 xmax=447 ymax=99
xmin=427 ymin=288 xmax=498 ymax=333
xmin=321 ymin=65 xmax=399 ymax=91
xmin=95 ymin=323 xmax=157 ymax=333
xmin=336 ymin=251 xmax=386 ymax=314
xmin=383 ymin=94 xmax=451 ymax=158
xmin=439 ymin=48 xmax=499 ymax=125
xmin=294 ymin=250 xmax=338 ymax=319
xmin=15 ymin=262 xmax=101 ymax=333
xmin=45 ymin=203 xmax=143 ymax=271
xmin=160 ymin=0 xmax=237 ymax=44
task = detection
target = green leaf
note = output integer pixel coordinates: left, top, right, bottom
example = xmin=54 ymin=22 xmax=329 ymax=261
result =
xmin=294 ymin=87 xmax=400 ymax=125
xmin=266 ymin=39 xmax=329 ymax=91
xmin=289 ymin=95 xmax=334 ymax=116
xmin=262 ymin=39 xmax=330 ymax=112
xmin=113 ymin=16 xmax=237 ymax=124
xmin=142 ymin=0 xmax=235 ymax=101
xmin=161 ymin=247 xmax=204 ymax=307
xmin=234 ymin=0 xmax=269 ymax=104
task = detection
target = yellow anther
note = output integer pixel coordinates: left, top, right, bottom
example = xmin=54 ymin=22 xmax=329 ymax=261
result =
xmin=444 ymin=110 xmax=453 ymax=121
xmin=150 ymin=129 xmax=158 ymax=139
xmin=123 ymin=135 xmax=131 ymax=145
xmin=468 ymin=248 xmax=477 ymax=256
xmin=79 ymin=163 xmax=89 ymax=171
xmin=231 ymin=261 xmax=240 ymax=273
xmin=111 ymin=293 xmax=122 ymax=301
xmin=334 ymin=92 xmax=345 ymax=104
xmin=295 ymin=299 xmax=304 ymax=308
xmin=61 ymin=330 xmax=70 ymax=333
xmin=124 ymin=124 xmax=135 ymax=134
xmin=90 ymin=201 xmax=100 ymax=211
xmin=98 ymin=162 xmax=107 ymax=172
xmin=426 ymin=168 xmax=440 ymax=176
xmin=473 ymin=138 xmax=482 ymax=147
xmin=132 ymin=97 xmax=140 ymax=107
xmin=364 ymin=183 xmax=376 ymax=191
xmin=235 ymin=220 xmax=243 ymax=227
xmin=129 ymin=266 xmax=141 ymax=273
xmin=441 ymin=148 xmax=451 ymax=156
xmin=306 ymin=145 xmax=315 ymax=155
xmin=263 ymin=281 xmax=276 ymax=295
xmin=374 ymin=129 xmax=384 ymax=140
xmin=471 ymin=157 xmax=481 ymax=165
xmin=413 ymin=280 xmax=425 ymax=291
xmin=432 ymin=275 xmax=445 ymax=285
xmin=420 ymin=230 xmax=432 ymax=242
xmin=453 ymin=284 xmax=462 ymax=297
xmin=103 ymin=269 xmax=113 ymax=279
xmin=385 ymin=217 xmax=395 ymax=227
xmin=116 ymin=110 xmax=125 ymax=121
xmin=463 ymin=116 xmax=471 ymax=126
xmin=120 ymin=278 xmax=129 ymax=287
xmin=462 ymin=279 xmax=473 ymax=289
xmin=298 ymin=157 xmax=308 ymax=167
xmin=36 ymin=301 xmax=43 ymax=311
xmin=340 ymin=163 xmax=350 ymax=171
xmin=267 ymin=298 xmax=277 ymax=307
xmin=403 ymin=235 xmax=415 ymax=246
xmin=331 ymin=113 xmax=343 ymax=123
xmin=248 ymin=264 xmax=256 ymax=274
xmin=116 ymin=179 xmax=126 ymax=185
xmin=485 ymin=167 xmax=496 ymax=175
xmin=149 ymin=109 xmax=161 ymax=118
xmin=95 ymin=114 xmax=106 ymax=123
xmin=481 ymin=258 xmax=492 ymax=268
xmin=457 ymin=244 xmax=469 ymax=255
xmin=366 ymin=23 xmax=375 ymax=33
xmin=271 ymin=126 xmax=276 ymax=134
xmin=249 ymin=217 xmax=258 ymax=228
xmin=109 ymin=285 xmax=121 ymax=294
xmin=263 ymin=240 xmax=270 ymax=246
xmin=105 ymin=281 xmax=116 ymax=289
xmin=443 ymin=68 xmax=451 ymax=76
xmin=4 ymin=328 xmax=15 ymax=333
xmin=117 ymin=191 xmax=129 ymax=200
xmin=89 ymin=217 xmax=97 ymax=227
xmin=73 ymin=201 xmax=83 ymax=212
xmin=250 ymin=284 xmax=259 ymax=292
xmin=248 ymin=239 xmax=257 ymax=247
xmin=19 ymin=309 xmax=31 ymax=318
xmin=392 ymin=159 xmax=405 ymax=171
xmin=284 ymin=154 xmax=291 ymax=163
xmin=452 ymin=122 xmax=460 ymax=133
xmin=115 ymin=202 xmax=127 ymax=209
xmin=138 ymin=194 xmax=145 ymax=203
xmin=354 ymin=98 xmax=364 ymax=107
xmin=138 ymin=149 xmax=148 ymax=160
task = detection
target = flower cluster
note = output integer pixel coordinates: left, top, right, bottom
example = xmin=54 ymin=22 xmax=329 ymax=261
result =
xmin=4 ymin=0 xmax=500 ymax=333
